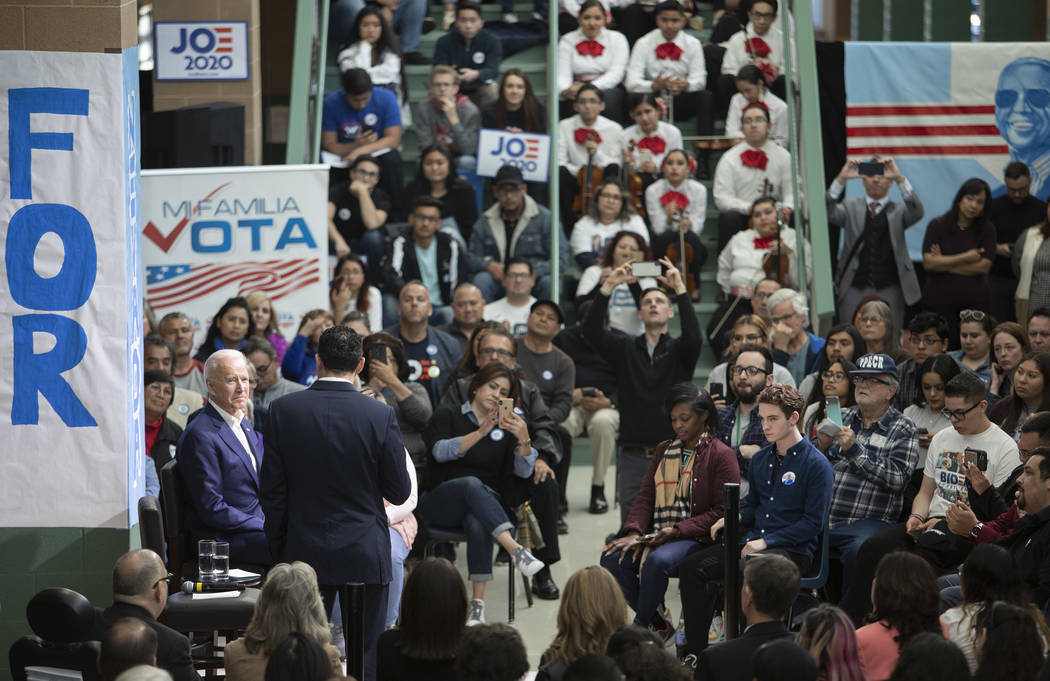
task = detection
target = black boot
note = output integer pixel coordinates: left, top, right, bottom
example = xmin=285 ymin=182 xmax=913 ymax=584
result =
xmin=589 ymin=485 xmax=609 ymax=514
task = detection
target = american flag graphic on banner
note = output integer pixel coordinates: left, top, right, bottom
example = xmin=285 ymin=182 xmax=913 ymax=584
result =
xmin=146 ymin=259 xmax=321 ymax=308
xmin=846 ymin=104 xmax=1008 ymax=158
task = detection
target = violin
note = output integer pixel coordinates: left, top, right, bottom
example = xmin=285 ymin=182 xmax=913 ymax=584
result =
xmin=761 ymin=218 xmax=791 ymax=284
xmin=573 ymin=131 xmax=604 ymax=216
xmin=619 ymin=140 xmax=646 ymax=219
xmin=664 ymin=209 xmax=699 ymax=299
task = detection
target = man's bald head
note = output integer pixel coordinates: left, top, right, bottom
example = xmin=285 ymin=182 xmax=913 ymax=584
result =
xmin=100 ymin=617 xmax=157 ymax=681
xmin=113 ymin=549 xmax=166 ymax=598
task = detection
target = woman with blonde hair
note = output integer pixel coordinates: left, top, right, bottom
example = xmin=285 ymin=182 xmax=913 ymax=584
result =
xmin=796 ymin=604 xmax=868 ymax=681
xmin=224 ymin=562 xmax=342 ymax=681
xmin=245 ymin=290 xmax=289 ymax=363
xmin=537 ymin=566 xmax=629 ymax=681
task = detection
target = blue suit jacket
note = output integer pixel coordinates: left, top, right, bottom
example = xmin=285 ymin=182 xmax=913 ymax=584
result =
xmin=260 ymin=379 xmax=411 ymax=586
xmin=176 ymin=402 xmax=265 ymax=542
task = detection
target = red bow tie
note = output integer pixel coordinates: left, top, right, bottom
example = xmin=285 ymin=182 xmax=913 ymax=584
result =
xmin=576 ymin=40 xmax=605 ymax=57
xmin=660 ymin=190 xmax=689 ymax=210
xmin=655 ymin=42 xmax=683 ymax=61
xmin=747 ymin=36 xmax=771 ymax=58
xmin=574 ymin=128 xmax=602 ymax=146
xmin=636 ymin=136 xmax=667 ymax=155
xmin=753 ymin=236 xmax=774 ymax=249
xmin=741 ymin=149 xmax=768 ymax=170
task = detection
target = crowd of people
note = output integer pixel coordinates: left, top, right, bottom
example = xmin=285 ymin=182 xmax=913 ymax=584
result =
xmin=113 ymin=2 xmax=1050 ymax=681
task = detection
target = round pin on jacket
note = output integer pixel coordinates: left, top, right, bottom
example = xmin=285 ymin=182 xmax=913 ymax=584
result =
xmin=541 ymin=369 xmax=553 ymax=381
xmin=364 ymin=113 xmax=378 ymax=125
xmin=426 ymin=344 xmax=438 ymax=356
xmin=473 ymin=51 xmax=485 ymax=64
xmin=338 ymin=207 xmax=352 ymax=221
xmin=490 ymin=428 xmax=505 ymax=441
xmin=781 ymin=471 xmax=796 ymax=486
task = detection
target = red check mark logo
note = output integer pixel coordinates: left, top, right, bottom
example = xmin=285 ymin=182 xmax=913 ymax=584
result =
xmin=143 ymin=182 xmax=231 ymax=253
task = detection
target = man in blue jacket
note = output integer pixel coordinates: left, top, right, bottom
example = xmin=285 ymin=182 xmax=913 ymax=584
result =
xmin=677 ymin=384 xmax=833 ymax=673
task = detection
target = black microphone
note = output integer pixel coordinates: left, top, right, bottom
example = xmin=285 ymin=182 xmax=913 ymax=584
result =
xmin=181 ymin=580 xmax=246 ymax=594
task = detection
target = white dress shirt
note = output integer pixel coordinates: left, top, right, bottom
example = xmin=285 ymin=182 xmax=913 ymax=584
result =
xmin=625 ymin=29 xmax=706 ymax=93
xmin=209 ymin=399 xmax=257 ymax=472
xmin=570 ymin=214 xmax=651 ymax=258
xmin=620 ymin=121 xmax=684 ymax=170
xmin=713 ymin=139 xmax=794 ymax=215
xmin=725 ymin=91 xmax=788 ymax=145
xmin=558 ymin=113 xmax=624 ymax=174
xmin=645 ymin=177 xmax=708 ymax=236
xmin=721 ymin=22 xmax=784 ymax=76
xmin=557 ymin=27 xmax=630 ymax=92
xmin=717 ymin=226 xmax=805 ymax=294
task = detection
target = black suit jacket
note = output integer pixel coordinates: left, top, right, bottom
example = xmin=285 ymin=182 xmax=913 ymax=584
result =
xmin=260 ymin=379 xmax=411 ymax=586
xmin=696 ymin=621 xmax=794 ymax=681
xmin=89 ymin=602 xmax=195 ymax=681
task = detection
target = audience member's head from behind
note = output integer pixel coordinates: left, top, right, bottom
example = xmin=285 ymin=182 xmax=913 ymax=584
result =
xmin=975 ymin=601 xmax=1046 ymax=681
xmin=958 ymin=544 xmax=1028 ymax=610
xmin=564 ymin=655 xmax=625 ymax=681
xmin=615 ymin=643 xmax=690 ymax=681
xmin=112 ymin=549 xmax=170 ymax=620
xmin=752 ymin=639 xmax=818 ymax=681
xmin=397 ymin=557 xmax=468 ymax=661
xmin=604 ymin=624 xmax=660 ymax=661
xmin=544 ymin=566 xmax=628 ymax=670
xmin=99 ymin=617 xmax=158 ymax=681
xmin=455 ymin=623 xmax=529 ymax=681
xmin=114 ymin=667 xmax=172 ymax=681
xmin=263 ymin=632 xmax=333 ymax=681
xmin=887 ymin=632 xmax=969 ymax=681
xmin=316 ymin=325 xmax=364 ymax=378
xmin=243 ymin=562 xmax=331 ymax=657
xmin=795 ymin=604 xmax=865 ymax=681
xmin=868 ymin=552 xmax=941 ymax=646
xmin=742 ymin=553 xmax=800 ymax=622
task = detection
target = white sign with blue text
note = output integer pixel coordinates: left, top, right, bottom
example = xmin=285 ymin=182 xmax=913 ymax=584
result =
xmin=477 ymin=128 xmax=551 ymax=182
xmin=154 ymin=21 xmax=250 ymax=81
xmin=0 ymin=50 xmax=142 ymax=528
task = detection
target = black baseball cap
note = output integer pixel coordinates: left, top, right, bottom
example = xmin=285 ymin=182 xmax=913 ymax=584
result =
xmin=530 ymin=299 xmax=564 ymax=324
xmin=494 ymin=165 xmax=525 ymax=186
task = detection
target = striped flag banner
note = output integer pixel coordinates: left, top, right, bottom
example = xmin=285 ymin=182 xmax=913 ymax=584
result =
xmin=146 ymin=259 xmax=321 ymax=308
xmin=844 ymin=42 xmax=1050 ymax=259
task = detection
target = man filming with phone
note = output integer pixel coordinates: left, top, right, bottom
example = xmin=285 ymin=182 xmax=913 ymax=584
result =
xmin=814 ymin=353 xmax=920 ymax=607
xmin=827 ymin=157 xmax=924 ymax=330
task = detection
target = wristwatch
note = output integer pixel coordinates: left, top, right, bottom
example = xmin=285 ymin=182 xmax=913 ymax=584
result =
xmin=970 ymin=523 xmax=983 ymax=538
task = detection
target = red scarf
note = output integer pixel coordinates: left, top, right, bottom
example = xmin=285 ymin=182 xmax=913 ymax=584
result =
xmin=660 ymin=190 xmax=689 ymax=210
xmin=574 ymin=128 xmax=601 ymax=145
xmin=655 ymin=41 xmax=683 ymax=60
xmin=576 ymin=40 xmax=604 ymax=57
xmin=753 ymin=236 xmax=774 ymax=249
xmin=741 ymin=149 xmax=768 ymax=170
xmin=636 ymin=136 xmax=667 ymax=155
xmin=746 ymin=36 xmax=771 ymax=58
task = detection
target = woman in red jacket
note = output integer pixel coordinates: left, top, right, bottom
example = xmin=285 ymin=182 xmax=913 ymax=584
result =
xmin=600 ymin=382 xmax=739 ymax=639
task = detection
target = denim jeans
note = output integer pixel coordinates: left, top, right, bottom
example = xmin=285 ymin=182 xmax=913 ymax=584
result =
xmin=386 ymin=526 xmax=411 ymax=627
xmin=828 ymin=518 xmax=890 ymax=597
xmin=600 ymin=538 xmax=706 ymax=627
xmin=348 ymin=229 xmax=387 ymax=283
xmin=418 ymin=476 xmax=514 ymax=581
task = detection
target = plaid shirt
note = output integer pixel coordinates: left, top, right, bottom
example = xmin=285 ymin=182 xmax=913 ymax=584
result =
xmin=826 ymin=405 xmax=920 ymax=527
xmin=718 ymin=401 xmax=768 ymax=478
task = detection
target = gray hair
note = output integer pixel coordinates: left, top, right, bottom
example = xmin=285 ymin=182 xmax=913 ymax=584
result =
xmin=766 ymin=288 xmax=808 ymax=318
xmin=115 ymin=666 xmax=172 ymax=681
xmin=242 ymin=562 xmax=331 ymax=656
xmin=203 ymin=349 xmax=248 ymax=382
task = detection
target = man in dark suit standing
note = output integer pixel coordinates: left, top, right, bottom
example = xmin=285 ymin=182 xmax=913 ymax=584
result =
xmin=177 ymin=349 xmax=270 ymax=565
xmin=694 ymin=553 xmax=799 ymax=681
xmin=827 ymin=156 xmax=924 ymax=329
xmin=90 ymin=549 xmax=195 ymax=681
xmin=261 ymin=326 xmax=411 ymax=681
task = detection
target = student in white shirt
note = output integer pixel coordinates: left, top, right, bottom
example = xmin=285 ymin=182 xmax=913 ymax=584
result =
xmin=625 ymin=1 xmax=715 ymax=141
xmin=620 ymin=92 xmax=684 ymax=193
xmin=716 ymin=0 xmax=785 ymax=113
xmin=644 ymin=149 xmax=707 ymax=300
xmin=725 ymin=64 xmax=788 ymax=147
xmin=337 ymin=6 xmax=406 ymax=110
xmin=558 ymin=84 xmax=624 ymax=235
xmin=570 ymin=180 xmax=650 ymax=269
xmin=557 ymin=0 xmax=630 ymax=123
xmin=713 ymin=101 xmax=793 ymax=251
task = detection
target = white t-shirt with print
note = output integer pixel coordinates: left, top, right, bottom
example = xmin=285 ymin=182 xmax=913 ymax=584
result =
xmin=922 ymin=423 xmax=1019 ymax=517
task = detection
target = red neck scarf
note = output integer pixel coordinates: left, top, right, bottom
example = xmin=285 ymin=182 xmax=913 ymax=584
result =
xmin=741 ymin=148 xmax=768 ymax=170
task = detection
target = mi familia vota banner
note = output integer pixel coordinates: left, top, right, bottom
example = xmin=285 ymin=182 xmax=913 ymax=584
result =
xmin=844 ymin=42 xmax=1050 ymax=260
xmin=0 ymin=49 xmax=143 ymax=528
xmin=141 ymin=165 xmax=329 ymax=350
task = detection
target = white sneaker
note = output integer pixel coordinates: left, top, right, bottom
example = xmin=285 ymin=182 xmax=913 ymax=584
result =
xmin=467 ymin=598 xmax=486 ymax=626
xmin=512 ymin=546 xmax=545 ymax=577
xmin=502 ymin=12 xmax=518 ymax=22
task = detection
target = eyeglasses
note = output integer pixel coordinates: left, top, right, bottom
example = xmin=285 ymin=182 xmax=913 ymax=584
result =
xmin=731 ymin=365 xmax=769 ymax=378
xmin=413 ymin=214 xmax=442 ymax=224
xmin=914 ymin=335 xmax=945 ymax=348
xmin=853 ymin=375 xmax=891 ymax=387
xmin=995 ymin=88 xmax=1050 ymax=109
xmin=857 ymin=315 xmax=884 ymax=325
xmin=153 ymin=573 xmax=174 ymax=589
xmin=960 ymin=309 xmax=987 ymax=322
xmin=479 ymin=348 xmax=514 ymax=358
xmin=941 ymin=402 xmax=983 ymax=421
xmin=821 ymin=371 xmax=847 ymax=382
xmin=146 ymin=383 xmax=174 ymax=397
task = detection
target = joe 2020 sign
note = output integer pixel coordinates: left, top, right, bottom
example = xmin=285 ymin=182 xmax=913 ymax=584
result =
xmin=154 ymin=22 xmax=249 ymax=81
xmin=477 ymin=128 xmax=551 ymax=183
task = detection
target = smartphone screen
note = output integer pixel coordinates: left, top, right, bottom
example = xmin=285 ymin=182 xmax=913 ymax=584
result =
xmin=371 ymin=344 xmax=387 ymax=363
xmin=826 ymin=396 xmax=842 ymax=427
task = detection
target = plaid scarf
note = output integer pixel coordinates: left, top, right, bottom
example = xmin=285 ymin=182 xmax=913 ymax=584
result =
xmin=651 ymin=439 xmax=695 ymax=530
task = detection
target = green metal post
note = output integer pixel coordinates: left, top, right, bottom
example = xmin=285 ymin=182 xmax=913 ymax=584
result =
xmin=286 ymin=0 xmax=329 ymax=165
xmin=548 ymin=0 xmax=561 ymax=302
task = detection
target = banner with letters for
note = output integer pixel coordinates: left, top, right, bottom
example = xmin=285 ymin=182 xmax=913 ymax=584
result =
xmin=845 ymin=42 xmax=1050 ymax=260
xmin=141 ymin=165 xmax=329 ymax=351
xmin=477 ymin=128 xmax=551 ymax=182
xmin=0 ymin=49 xmax=142 ymax=528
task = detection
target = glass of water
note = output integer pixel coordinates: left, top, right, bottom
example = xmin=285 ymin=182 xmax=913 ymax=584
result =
xmin=198 ymin=539 xmax=216 ymax=582
xmin=214 ymin=541 xmax=230 ymax=581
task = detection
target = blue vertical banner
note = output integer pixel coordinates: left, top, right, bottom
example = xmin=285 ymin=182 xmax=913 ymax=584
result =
xmin=0 ymin=50 xmax=143 ymax=528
